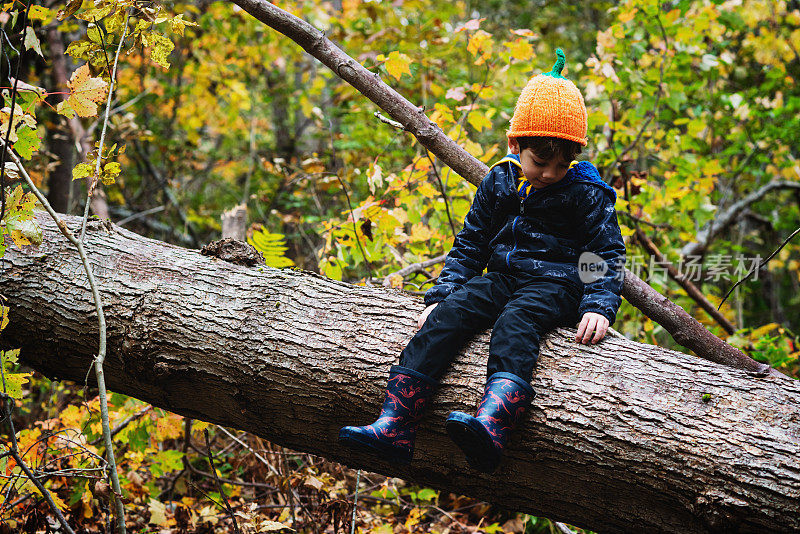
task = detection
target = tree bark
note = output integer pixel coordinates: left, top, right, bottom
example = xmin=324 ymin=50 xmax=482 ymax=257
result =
xmin=2 ymin=212 xmax=799 ymax=533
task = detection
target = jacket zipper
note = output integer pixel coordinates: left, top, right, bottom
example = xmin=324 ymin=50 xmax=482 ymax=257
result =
xmin=505 ymin=215 xmax=519 ymax=268
xmin=505 ymin=195 xmax=527 ymax=268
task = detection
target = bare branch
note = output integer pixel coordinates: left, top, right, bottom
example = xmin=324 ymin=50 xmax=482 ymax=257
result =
xmin=634 ymin=228 xmax=737 ymax=334
xmin=681 ymin=180 xmax=800 ymax=258
xmin=719 ymin=225 xmax=800 ymax=309
xmin=382 ymin=254 xmax=446 ymax=287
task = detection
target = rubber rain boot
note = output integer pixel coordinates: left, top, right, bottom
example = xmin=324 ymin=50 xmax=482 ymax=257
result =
xmin=339 ymin=365 xmax=437 ymax=464
xmin=445 ymin=372 xmax=534 ymax=473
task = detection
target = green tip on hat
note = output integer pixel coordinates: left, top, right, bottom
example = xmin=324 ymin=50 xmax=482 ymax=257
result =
xmin=544 ymin=48 xmax=566 ymax=79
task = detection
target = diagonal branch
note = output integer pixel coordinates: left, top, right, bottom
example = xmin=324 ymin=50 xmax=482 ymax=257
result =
xmin=681 ymin=180 xmax=800 ymax=258
xmin=634 ymin=228 xmax=737 ymax=334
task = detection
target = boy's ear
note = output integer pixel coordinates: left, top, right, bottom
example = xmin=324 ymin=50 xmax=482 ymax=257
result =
xmin=508 ymin=137 xmax=520 ymax=155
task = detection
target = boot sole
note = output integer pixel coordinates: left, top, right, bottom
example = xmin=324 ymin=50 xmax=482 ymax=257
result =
xmin=338 ymin=427 xmax=412 ymax=464
xmin=445 ymin=412 xmax=500 ymax=473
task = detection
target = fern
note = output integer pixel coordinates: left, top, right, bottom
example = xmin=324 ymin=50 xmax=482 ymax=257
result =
xmin=248 ymin=228 xmax=295 ymax=268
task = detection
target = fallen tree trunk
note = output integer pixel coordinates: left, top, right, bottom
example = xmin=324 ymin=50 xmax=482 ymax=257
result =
xmin=2 ymin=212 xmax=799 ymax=533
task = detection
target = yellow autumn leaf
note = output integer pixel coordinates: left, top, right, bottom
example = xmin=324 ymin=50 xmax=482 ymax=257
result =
xmin=64 ymin=64 xmax=108 ymax=118
xmin=416 ymin=182 xmax=438 ymax=199
xmin=463 ymin=138 xmax=484 ymax=157
xmin=0 ymin=107 xmax=36 ymax=142
xmin=170 ymin=14 xmax=197 ymax=36
xmin=751 ymin=323 xmax=781 ymax=339
xmin=467 ymin=30 xmax=493 ymax=58
xmin=148 ymin=498 xmax=169 ymax=527
xmin=386 ymin=273 xmax=403 ymax=288
xmin=467 ymin=113 xmax=492 ymax=132
xmin=28 ymin=6 xmax=52 ymax=22
xmin=506 ymin=38 xmax=533 ymax=61
xmin=142 ymin=32 xmax=175 ymax=69
xmin=156 ymin=413 xmax=184 ymax=441
xmin=410 ymin=223 xmax=434 ymax=241
xmin=384 ymin=50 xmax=412 ymax=80
xmin=72 ymin=162 xmax=94 ymax=181
xmin=43 ymin=490 xmax=69 ymax=511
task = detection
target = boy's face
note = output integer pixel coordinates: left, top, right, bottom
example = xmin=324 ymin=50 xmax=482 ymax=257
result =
xmin=508 ymin=137 xmax=571 ymax=190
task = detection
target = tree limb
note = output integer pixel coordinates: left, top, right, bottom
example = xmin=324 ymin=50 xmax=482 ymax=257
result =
xmin=681 ymin=180 xmax=800 ymax=258
xmin=634 ymin=228 xmax=737 ymax=335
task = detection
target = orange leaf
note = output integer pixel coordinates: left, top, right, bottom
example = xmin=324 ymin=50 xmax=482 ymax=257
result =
xmin=63 ymin=64 xmax=108 ymax=117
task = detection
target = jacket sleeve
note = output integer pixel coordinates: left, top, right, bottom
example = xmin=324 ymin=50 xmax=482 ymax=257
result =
xmin=577 ymin=189 xmax=626 ymax=325
xmin=424 ymin=170 xmax=496 ymax=306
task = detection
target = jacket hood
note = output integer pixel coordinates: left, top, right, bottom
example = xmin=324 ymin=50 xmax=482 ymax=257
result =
xmin=492 ymin=153 xmax=617 ymax=200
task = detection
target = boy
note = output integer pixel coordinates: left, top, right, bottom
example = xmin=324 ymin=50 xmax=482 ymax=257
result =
xmin=339 ymin=49 xmax=625 ymax=473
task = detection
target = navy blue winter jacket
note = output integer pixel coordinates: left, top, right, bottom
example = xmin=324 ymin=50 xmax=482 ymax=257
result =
xmin=424 ymin=154 xmax=626 ymax=325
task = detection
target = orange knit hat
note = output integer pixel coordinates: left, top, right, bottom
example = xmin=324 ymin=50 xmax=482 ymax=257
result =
xmin=507 ymin=49 xmax=588 ymax=146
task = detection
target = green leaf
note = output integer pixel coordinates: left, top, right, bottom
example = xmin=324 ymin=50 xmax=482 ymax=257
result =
xmin=1 ymin=349 xmax=31 ymax=400
xmin=151 ymin=450 xmax=184 ymax=476
xmin=416 ymin=488 xmax=438 ymax=502
xmin=56 ymin=100 xmax=76 ymax=119
xmin=14 ymin=126 xmax=40 ymax=160
xmin=2 ymin=185 xmax=40 ymax=248
xmin=320 ymin=258 xmax=344 ymax=280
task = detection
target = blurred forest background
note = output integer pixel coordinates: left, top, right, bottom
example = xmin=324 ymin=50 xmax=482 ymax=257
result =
xmin=1 ymin=0 xmax=799 ymax=532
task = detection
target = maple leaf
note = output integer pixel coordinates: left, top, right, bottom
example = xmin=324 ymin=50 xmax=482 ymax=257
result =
xmin=383 ymin=51 xmax=413 ymax=80
xmin=446 ymin=86 xmax=467 ymax=101
xmin=58 ymin=64 xmax=108 ymax=118
xmin=14 ymin=126 xmax=41 ymax=160
xmin=0 ymin=107 xmax=36 ymax=142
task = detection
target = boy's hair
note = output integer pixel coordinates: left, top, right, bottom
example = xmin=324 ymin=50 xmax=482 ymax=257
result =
xmin=517 ymin=136 xmax=582 ymax=163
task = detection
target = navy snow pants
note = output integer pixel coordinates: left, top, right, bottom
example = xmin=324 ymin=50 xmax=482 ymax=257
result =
xmin=399 ymin=272 xmax=582 ymax=383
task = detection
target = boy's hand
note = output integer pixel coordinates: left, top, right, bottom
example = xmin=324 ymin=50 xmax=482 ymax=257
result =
xmin=418 ymin=303 xmax=438 ymax=329
xmin=576 ymin=312 xmax=609 ymax=344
